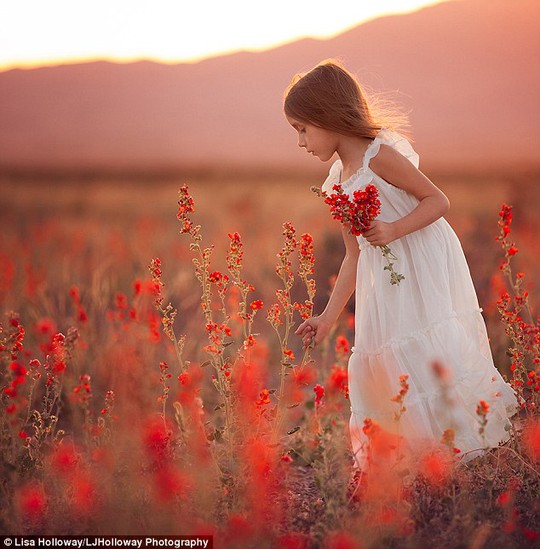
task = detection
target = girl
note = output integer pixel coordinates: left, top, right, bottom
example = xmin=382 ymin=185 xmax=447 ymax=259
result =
xmin=284 ymin=60 xmax=518 ymax=472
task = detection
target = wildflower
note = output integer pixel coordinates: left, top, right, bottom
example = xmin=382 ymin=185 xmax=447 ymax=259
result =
xmin=497 ymin=491 xmax=512 ymax=507
xmin=226 ymin=232 xmax=244 ymax=279
xmin=2 ymin=312 xmax=25 ymax=360
xmin=432 ymin=360 xmax=451 ymax=382
xmin=77 ymin=306 xmax=88 ymax=323
xmin=476 ymin=400 xmax=490 ymax=416
xmin=266 ymin=303 xmax=282 ymax=329
xmin=292 ymin=365 xmax=317 ymax=387
xmin=256 ymin=389 xmax=271 ymax=406
xmin=34 ymin=318 xmax=56 ymax=336
xmin=522 ymin=420 xmax=540 ymax=462
xmin=313 ymin=184 xmax=404 ymax=285
xmin=17 ymin=484 xmax=47 ymax=521
xmin=51 ymin=444 xmax=79 ymax=475
xmin=328 ymin=365 xmax=349 ymax=399
xmin=419 ymin=451 xmax=452 ymax=487
xmin=178 ymin=372 xmax=190 ymax=385
xmin=149 ymin=258 xmax=165 ymax=309
xmin=324 ymin=531 xmax=358 ymax=549
xmin=100 ymin=390 xmax=115 ymax=416
xmin=115 ymin=292 xmax=128 ymax=309
xmin=390 ymin=374 xmax=409 ymax=404
xmin=440 ymin=428 xmax=461 ymax=454
xmin=314 ymin=384 xmax=324 ymax=408
xmin=523 ymin=528 xmax=540 ymax=542
xmin=293 ymin=300 xmax=312 ymax=320
xmin=283 ymin=349 xmax=295 ymax=361
xmin=275 ymin=222 xmax=297 ymax=285
xmin=72 ymin=374 xmax=92 ymax=405
xmin=143 ymin=417 xmax=171 ymax=460
xmin=250 ymin=299 xmax=264 ymax=311
xmin=69 ymin=286 xmax=81 ymax=304
xmin=476 ymin=400 xmax=490 ymax=437
xmin=335 ymin=335 xmax=350 ymax=355
xmin=177 ymin=185 xmax=198 ymax=236
xmin=391 ymin=374 xmax=409 ymax=421
xmin=50 ymin=333 xmax=67 ymax=373
xmin=496 ymin=203 xmax=521 ymax=274
xmin=72 ymin=473 xmax=97 ymax=515
xmin=298 ymin=232 xmax=316 ymax=303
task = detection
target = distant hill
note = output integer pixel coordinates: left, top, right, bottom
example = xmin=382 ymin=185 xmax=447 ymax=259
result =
xmin=0 ymin=0 xmax=539 ymax=176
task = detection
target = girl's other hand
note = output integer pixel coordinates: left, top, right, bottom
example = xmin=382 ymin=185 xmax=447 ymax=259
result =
xmin=363 ymin=220 xmax=398 ymax=247
xmin=295 ymin=315 xmax=331 ymax=349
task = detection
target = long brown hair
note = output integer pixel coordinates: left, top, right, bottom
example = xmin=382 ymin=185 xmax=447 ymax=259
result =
xmin=284 ymin=59 xmax=409 ymax=139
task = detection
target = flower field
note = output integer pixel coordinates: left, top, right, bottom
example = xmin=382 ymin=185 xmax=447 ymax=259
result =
xmin=0 ymin=173 xmax=539 ymax=547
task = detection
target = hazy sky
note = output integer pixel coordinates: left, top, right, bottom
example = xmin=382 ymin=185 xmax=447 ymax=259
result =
xmin=0 ymin=0 xmax=446 ymax=70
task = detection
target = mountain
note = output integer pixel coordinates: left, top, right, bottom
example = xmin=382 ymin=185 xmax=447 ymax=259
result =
xmin=0 ymin=0 xmax=539 ymax=176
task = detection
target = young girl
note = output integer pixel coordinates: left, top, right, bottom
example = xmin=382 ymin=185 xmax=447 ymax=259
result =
xmin=284 ymin=60 xmax=518 ymax=471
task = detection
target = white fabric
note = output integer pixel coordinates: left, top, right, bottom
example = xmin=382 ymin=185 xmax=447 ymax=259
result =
xmin=322 ymin=128 xmax=518 ymax=470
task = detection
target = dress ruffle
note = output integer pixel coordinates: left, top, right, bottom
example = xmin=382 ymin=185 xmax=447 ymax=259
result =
xmin=347 ymin=307 xmax=518 ymax=469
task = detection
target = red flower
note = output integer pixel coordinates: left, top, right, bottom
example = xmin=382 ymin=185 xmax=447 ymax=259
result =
xmin=283 ymin=349 xmax=295 ymax=361
xmin=18 ymin=484 xmax=47 ymax=521
xmin=476 ymin=400 xmax=490 ymax=416
xmin=143 ymin=417 xmax=171 ymax=459
xmin=313 ymin=184 xmax=404 ymax=285
xmin=177 ymin=185 xmax=197 ymax=235
xmin=523 ymin=420 xmax=540 ymax=462
xmin=51 ymin=445 xmax=79 ymax=475
xmin=419 ymin=451 xmax=452 ymax=487
xmin=178 ymin=372 xmax=190 ymax=385
xmin=314 ymin=384 xmax=325 ymax=407
xmin=335 ymin=335 xmax=350 ymax=355
xmin=328 ymin=366 xmax=349 ymax=399
xmin=256 ymin=389 xmax=271 ymax=406
xmin=153 ymin=465 xmax=189 ymax=502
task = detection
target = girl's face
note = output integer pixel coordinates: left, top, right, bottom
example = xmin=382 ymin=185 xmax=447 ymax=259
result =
xmin=286 ymin=116 xmax=339 ymax=162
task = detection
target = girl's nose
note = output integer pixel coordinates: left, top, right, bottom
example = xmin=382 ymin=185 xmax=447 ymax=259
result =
xmin=298 ymin=136 xmax=306 ymax=148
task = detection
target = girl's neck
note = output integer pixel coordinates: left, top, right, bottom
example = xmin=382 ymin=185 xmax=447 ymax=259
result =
xmin=337 ymin=135 xmax=373 ymax=178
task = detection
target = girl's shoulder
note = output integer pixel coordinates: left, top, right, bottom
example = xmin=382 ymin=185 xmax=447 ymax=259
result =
xmin=364 ymin=128 xmax=420 ymax=171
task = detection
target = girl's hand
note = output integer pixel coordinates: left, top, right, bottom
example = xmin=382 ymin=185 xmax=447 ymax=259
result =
xmin=295 ymin=315 xmax=332 ymax=349
xmin=363 ymin=220 xmax=398 ymax=247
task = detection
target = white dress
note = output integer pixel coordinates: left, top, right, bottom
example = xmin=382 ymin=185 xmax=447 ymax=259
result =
xmin=321 ymin=128 xmax=518 ymax=470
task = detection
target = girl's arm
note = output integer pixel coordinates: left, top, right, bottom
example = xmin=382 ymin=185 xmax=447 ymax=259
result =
xmin=363 ymin=144 xmax=450 ymax=246
xmin=295 ymin=225 xmax=359 ymax=348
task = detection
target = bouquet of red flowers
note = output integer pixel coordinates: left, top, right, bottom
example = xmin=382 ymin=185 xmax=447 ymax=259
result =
xmin=313 ymin=183 xmax=405 ymax=285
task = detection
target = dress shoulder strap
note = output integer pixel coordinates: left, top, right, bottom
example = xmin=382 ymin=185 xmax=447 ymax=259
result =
xmin=363 ymin=128 xmax=420 ymax=171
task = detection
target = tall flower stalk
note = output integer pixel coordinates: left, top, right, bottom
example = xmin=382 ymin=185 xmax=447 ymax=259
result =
xmin=495 ymin=203 xmax=539 ymax=416
xmin=174 ymin=185 xmax=265 ymax=457
xmin=269 ymin=224 xmax=317 ymax=442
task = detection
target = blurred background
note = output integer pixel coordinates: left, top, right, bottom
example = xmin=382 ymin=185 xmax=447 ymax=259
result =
xmin=0 ymin=0 xmax=539 ymax=367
